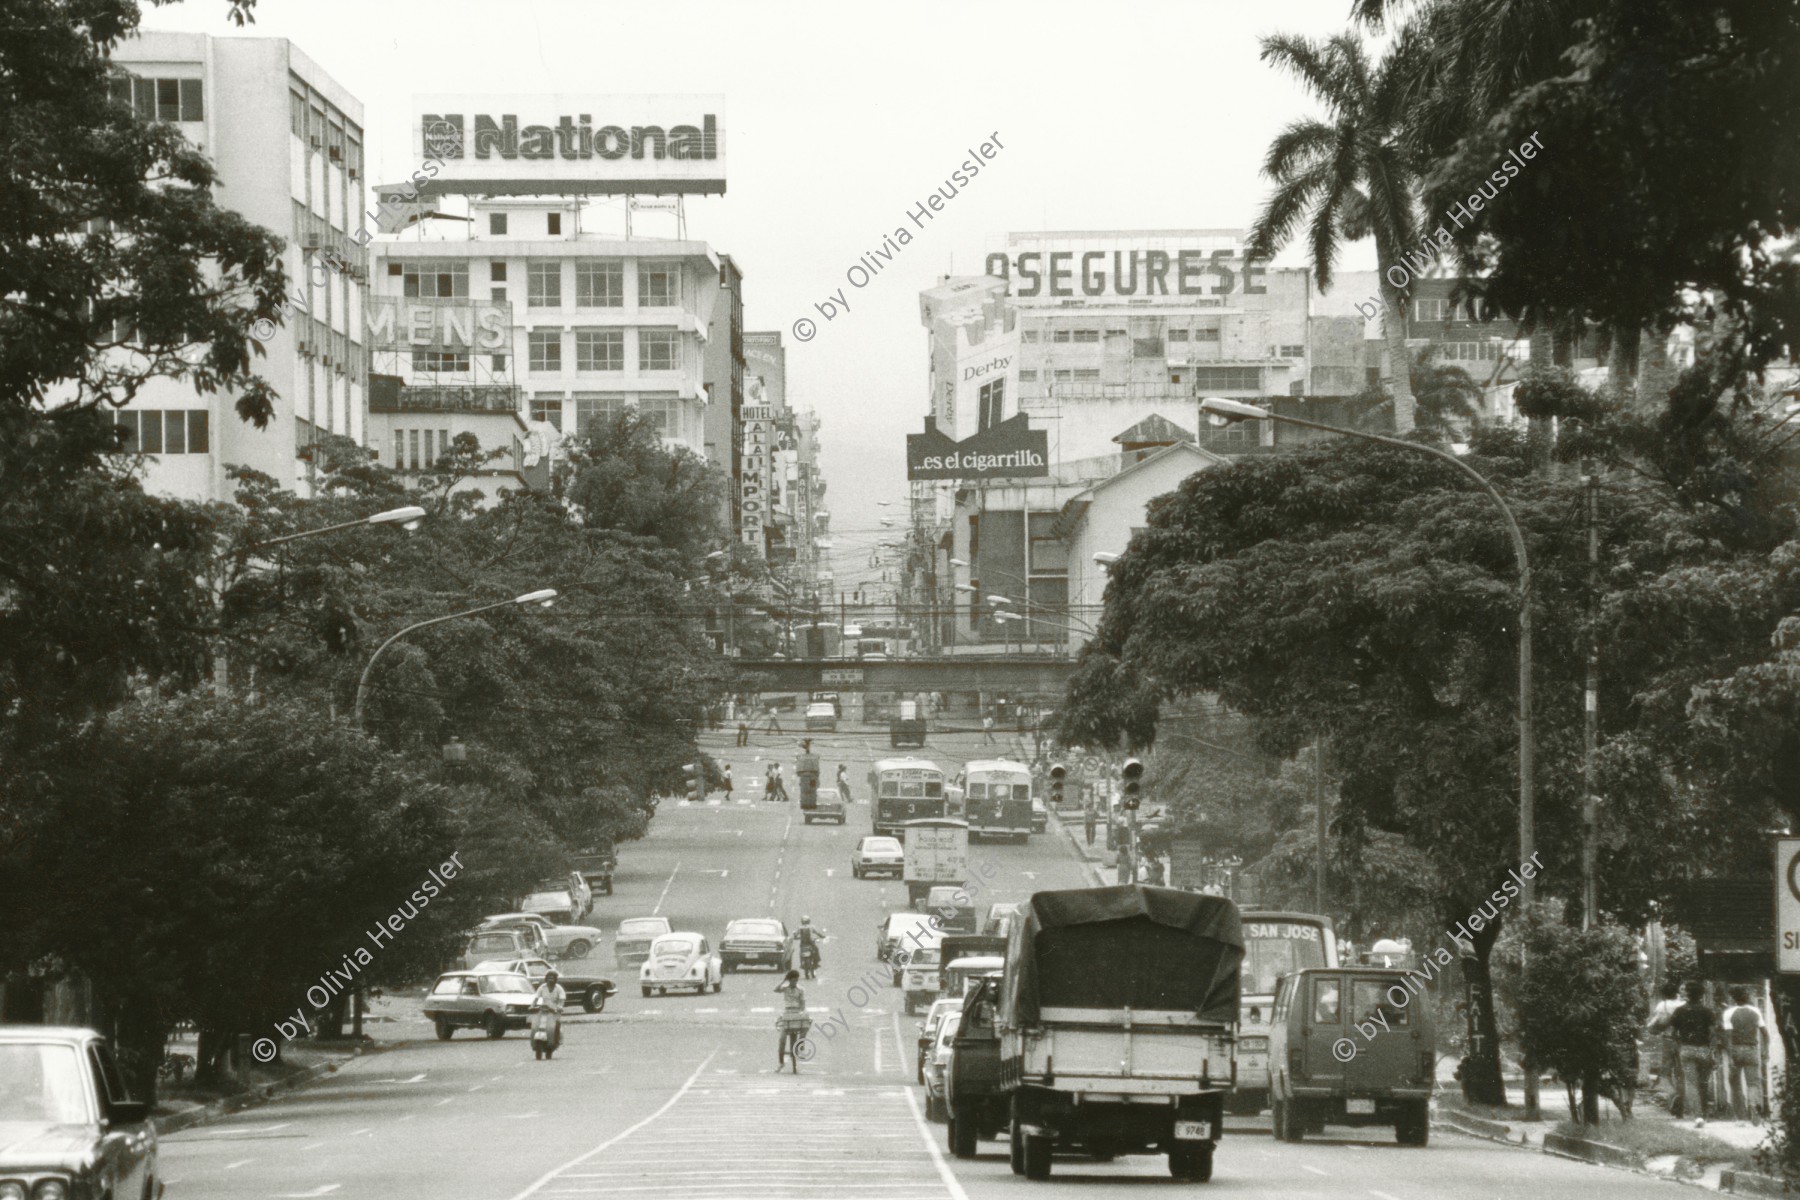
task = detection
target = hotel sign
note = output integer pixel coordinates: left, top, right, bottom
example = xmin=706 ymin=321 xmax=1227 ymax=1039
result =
xmin=413 ymin=94 xmax=726 ymax=196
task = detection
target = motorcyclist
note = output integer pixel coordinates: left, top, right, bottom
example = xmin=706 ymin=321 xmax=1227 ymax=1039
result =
xmin=531 ymin=969 xmax=566 ymax=1053
xmin=791 ymin=917 xmax=826 ymax=980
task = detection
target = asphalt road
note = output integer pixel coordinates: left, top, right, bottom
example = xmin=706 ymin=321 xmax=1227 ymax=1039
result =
xmin=158 ymin=724 xmax=1676 ymax=1198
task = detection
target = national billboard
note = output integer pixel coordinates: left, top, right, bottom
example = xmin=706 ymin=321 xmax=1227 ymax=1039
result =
xmin=412 ymin=94 xmax=725 ymax=196
xmin=907 ymin=413 xmax=1048 ymax=480
xmin=366 ymin=297 xmax=512 ymax=353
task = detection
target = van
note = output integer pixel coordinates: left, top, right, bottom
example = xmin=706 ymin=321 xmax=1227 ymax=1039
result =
xmin=1269 ymin=967 xmax=1435 ymax=1146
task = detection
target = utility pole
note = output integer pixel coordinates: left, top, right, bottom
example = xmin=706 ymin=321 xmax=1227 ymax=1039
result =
xmin=1581 ymin=470 xmax=1600 ymax=928
xmin=1314 ymin=734 xmax=1328 ymax=913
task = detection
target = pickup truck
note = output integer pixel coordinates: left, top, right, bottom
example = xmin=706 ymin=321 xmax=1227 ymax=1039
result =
xmin=946 ymin=975 xmax=1008 ymax=1158
xmin=999 ymin=885 xmax=1242 ymax=1182
xmin=573 ymin=843 xmax=616 ymax=895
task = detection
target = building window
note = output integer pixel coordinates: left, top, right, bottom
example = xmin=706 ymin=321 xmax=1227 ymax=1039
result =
xmin=1415 ymin=298 xmax=1447 ymax=322
xmin=113 ymin=75 xmax=204 ymax=123
xmin=528 ymin=262 xmax=561 ymax=308
xmin=530 ymin=397 xmax=563 ymax=429
xmin=575 ymin=393 xmax=623 ymax=433
xmin=409 ymin=429 xmax=421 ymax=470
xmin=1073 ymin=368 xmax=1100 ymax=381
xmin=1191 ymin=366 xmax=1261 ymax=391
xmin=491 ymin=354 xmax=508 ymax=372
xmin=637 ymin=396 xmax=674 ymax=434
xmin=1166 ymin=329 xmax=1189 ymax=342
xmin=1051 ymin=330 xmax=1071 ymax=343
xmin=114 ymin=410 xmax=209 ymax=453
xmin=1107 ymin=328 xmax=1128 ymax=338
xmin=1194 ymin=324 xmax=1220 ymax=341
xmin=393 ymin=429 xmax=404 ymax=466
xmin=547 ymin=212 xmax=562 ymax=235
xmin=1018 ymin=369 xmax=1037 ymax=382
xmin=289 ymin=90 xmax=306 ymax=137
xmin=639 ymin=263 xmax=679 ymax=307
xmin=1280 ymin=344 xmax=1306 ymax=358
xmin=489 ymin=213 xmax=508 ymax=236
xmin=639 ymin=329 xmax=678 ymax=371
xmin=1028 ymin=512 xmax=1068 ymax=575
xmin=529 ymin=329 xmax=562 ymax=373
xmin=1021 ymin=331 xmax=1039 ymax=343
xmin=1440 ymin=341 xmax=1500 ymax=361
xmin=1071 ymin=330 xmax=1099 ymax=343
xmin=1053 ymin=369 xmax=1073 ymax=382
xmin=411 ymin=349 xmax=470 ymax=373
xmin=491 ymin=262 xmax=508 ymax=282
xmin=403 ymin=261 xmax=468 ymax=299
xmin=491 ymin=286 xmax=507 ymax=303
xmin=576 ymin=261 xmax=624 ymax=307
xmin=978 ymin=378 xmax=1005 ymax=432
xmin=575 ymin=328 xmax=624 ymax=372
xmin=1170 ymin=372 xmax=1182 ymax=384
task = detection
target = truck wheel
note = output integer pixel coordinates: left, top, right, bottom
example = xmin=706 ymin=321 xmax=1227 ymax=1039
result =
xmin=641 ymin=986 xmax=652 ymax=997
xmin=434 ymin=1018 xmax=453 ymax=1041
xmin=1023 ymin=1133 xmax=1053 ymax=1179
xmin=949 ymin=1103 xmax=978 ymax=1158
xmin=1275 ymin=1098 xmax=1304 ymax=1143
xmin=925 ymin=1093 xmax=945 ymax=1122
xmin=1396 ymin=1101 xmax=1429 ymax=1146
xmin=1169 ymin=1144 xmax=1213 ymax=1182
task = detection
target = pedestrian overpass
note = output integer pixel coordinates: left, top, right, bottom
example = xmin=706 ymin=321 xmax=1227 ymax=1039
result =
xmin=732 ymin=655 xmax=1077 ymax=694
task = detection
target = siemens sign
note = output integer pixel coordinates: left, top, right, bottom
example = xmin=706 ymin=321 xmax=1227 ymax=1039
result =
xmin=982 ymin=249 xmax=1268 ymax=299
xmin=412 ymin=94 xmax=726 ymax=196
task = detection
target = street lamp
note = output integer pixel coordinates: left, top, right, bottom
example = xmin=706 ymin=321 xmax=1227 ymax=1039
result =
xmin=1198 ymin=395 xmax=1537 ymax=903
xmin=1093 ymin=552 xmax=1120 ymax=566
xmin=217 ymin=505 xmax=427 ymax=559
xmin=353 ymin=588 xmax=558 ymax=730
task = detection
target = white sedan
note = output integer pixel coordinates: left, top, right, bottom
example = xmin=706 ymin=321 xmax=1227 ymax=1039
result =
xmin=480 ymin=912 xmax=605 ymax=960
xmin=640 ymin=932 xmax=723 ymax=996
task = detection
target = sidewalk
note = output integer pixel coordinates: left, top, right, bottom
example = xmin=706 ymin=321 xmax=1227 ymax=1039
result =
xmin=1056 ymin=809 xmax=1119 ymax=887
xmin=152 ymin=1037 xmax=377 ymax=1135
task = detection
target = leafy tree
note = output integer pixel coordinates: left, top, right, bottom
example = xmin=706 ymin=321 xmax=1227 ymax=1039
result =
xmin=1246 ymin=32 xmax=1421 ymax=431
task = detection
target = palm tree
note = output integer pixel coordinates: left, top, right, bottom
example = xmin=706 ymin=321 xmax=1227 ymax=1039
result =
xmin=1246 ymin=33 xmax=1421 ymax=433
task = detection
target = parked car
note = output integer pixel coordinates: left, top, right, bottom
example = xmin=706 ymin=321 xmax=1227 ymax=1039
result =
xmin=917 ymin=996 xmax=965 ymax=1084
xmin=852 ymin=835 xmax=905 ymax=879
xmin=0 ymin=1025 xmax=158 ymax=1200
xmin=460 ymin=926 xmax=539 ymax=970
xmin=473 ymin=958 xmax=617 ymax=1014
xmin=1270 ymin=966 xmax=1435 ymax=1145
xmin=805 ymin=701 xmax=838 ymax=732
xmin=876 ymin=911 xmax=939 ymax=964
xmin=923 ymin=1012 xmax=963 ymax=1120
xmin=1030 ymin=797 xmax=1049 ymax=832
xmin=521 ymin=871 xmax=593 ymax=922
xmin=615 ymin=916 xmax=673 ymax=969
xmin=722 ymin=918 xmax=789 ymax=972
xmin=422 ymin=970 xmax=537 ymax=1039
xmin=640 ymin=932 xmax=723 ymax=996
xmin=480 ymin=912 xmax=605 ymax=960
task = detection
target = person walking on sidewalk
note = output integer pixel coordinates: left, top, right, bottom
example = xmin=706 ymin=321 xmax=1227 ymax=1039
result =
xmin=772 ymin=763 xmax=790 ymax=803
xmin=1723 ymin=986 xmax=1769 ymax=1122
xmin=982 ymin=711 xmax=997 ymax=743
xmin=722 ymin=765 xmax=733 ymax=801
xmin=1647 ymin=981 xmax=1684 ymax=1110
xmin=836 ymin=764 xmax=853 ymax=803
xmin=737 ymin=720 xmax=749 ymax=747
xmin=1672 ymin=981 xmax=1720 ymax=1126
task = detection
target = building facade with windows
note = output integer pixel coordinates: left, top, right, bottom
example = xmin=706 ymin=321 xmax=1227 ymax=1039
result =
xmin=370 ymin=201 xmax=720 ymax=468
xmin=109 ymin=32 xmax=369 ymax=501
xmin=702 ymin=255 xmax=746 ymax=537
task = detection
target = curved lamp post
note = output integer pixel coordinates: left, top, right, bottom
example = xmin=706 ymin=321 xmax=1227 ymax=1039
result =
xmin=353 ymin=588 xmax=558 ymax=730
xmin=1199 ymin=395 xmax=1535 ymax=904
xmin=223 ymin=505 xmax=427 ymax=558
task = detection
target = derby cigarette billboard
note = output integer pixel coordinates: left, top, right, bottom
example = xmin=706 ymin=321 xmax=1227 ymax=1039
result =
xmin=907 ymin=414 xmax=1049 ymax=480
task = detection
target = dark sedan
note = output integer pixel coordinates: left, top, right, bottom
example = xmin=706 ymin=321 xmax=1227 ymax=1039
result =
xmin=0 ymin=1025 xmax=158 ymax=1200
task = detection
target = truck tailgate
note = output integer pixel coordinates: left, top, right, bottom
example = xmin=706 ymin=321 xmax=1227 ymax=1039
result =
xmin=1017 ymin=1011 xmax=1234 ymax=1093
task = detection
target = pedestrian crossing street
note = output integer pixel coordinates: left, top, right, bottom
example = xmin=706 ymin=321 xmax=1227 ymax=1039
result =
xmin=521 ymin=1069 xmax=963 ymax=1199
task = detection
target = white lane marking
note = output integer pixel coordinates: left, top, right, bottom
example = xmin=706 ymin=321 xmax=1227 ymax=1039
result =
xmin=502 ymin=1111 xmax=542 ymax=1119
xmin=901 ymin=1080 xmax=972 ymax=1200
xmin=225 ymin=1159 xmax=254 ymax=1170
xmin=503 ymin=1050 xmax=718 ymax=1200
xmin=1302 ymin=1165 xmax=1330 ymax=1175
xmin=874 ymin=1022 xmax=884 ymax=1073
xmin=825 ymin=868 xmax=836 ymax=877
xmin=273 ymin=1187 xmax=341 ymax=1198
xmin=300 ymin=1142 xmax=326 ymax=1152
xmin=750 ymin=1007 xmax=775 ymax=1013
xmin=696 ymin=1008 xmax=719 ymax=1014
xmin=890 ymin=1011 xmax=908 ymax=1073
xmin=207 ymin=1123 xmax=291 ymax=1135
xmin=347 ymin=1127 xmax=372 ymax=1136
xmin=652 ymin=860 xmax=682 ymax=915
xmin=1370 ymin=1191 xmax=1407 ymax=1200
xmin=435 ymin=1098 xmax=453 ymax=1106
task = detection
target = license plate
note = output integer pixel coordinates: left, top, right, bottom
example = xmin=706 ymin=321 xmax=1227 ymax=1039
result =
xmin=1174 ymin=1120 xmax=1212 ymax=1141
xmin=1346 ymin=1098 xmax=1376 ymax=1115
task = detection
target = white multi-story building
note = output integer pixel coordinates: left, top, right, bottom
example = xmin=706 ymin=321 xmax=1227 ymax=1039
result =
xmin=110 ymin=32 xmax=369 ymax=501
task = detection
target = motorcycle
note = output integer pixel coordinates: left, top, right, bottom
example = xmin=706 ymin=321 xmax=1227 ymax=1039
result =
xmin=799 ymin=940 xmax=821 ymax=980
xmin=530 ymin=1005 xmax=561 ymax=1060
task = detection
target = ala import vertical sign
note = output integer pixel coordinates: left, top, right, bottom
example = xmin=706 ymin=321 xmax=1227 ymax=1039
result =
xmin=739 ymin=380 xmax=773 ymax=556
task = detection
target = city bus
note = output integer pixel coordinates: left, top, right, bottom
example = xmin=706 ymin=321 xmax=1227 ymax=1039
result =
xmin=1234 ymin=911 xmax=1339 ymax=1113
xmin=961 ymin=759 xmax=1034 ymax=843
xmin=868 ymin=758 xmax=947 ymax=839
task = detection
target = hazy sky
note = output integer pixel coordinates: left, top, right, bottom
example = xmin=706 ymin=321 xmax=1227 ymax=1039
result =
xmin=141 ymin=0 xmax=1377 ymax=592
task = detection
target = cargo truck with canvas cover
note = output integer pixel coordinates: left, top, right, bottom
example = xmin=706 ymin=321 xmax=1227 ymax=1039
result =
xmin=998 ymin=886 xmax=1242 ymax=1182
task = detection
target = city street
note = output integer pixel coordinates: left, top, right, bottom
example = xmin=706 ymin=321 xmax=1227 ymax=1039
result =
xmin=153 ymin=725 xmax=1674 ymax=1199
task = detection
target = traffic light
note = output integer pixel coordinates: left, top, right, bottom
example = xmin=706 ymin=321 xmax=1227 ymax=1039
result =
xmin=683 ymin=762 xmax=702 ymax=803
xmin=1049 ymin=763 xmax=1066 ymax=808
xmin=1121 ymin=758 xmax=1143 ymax=811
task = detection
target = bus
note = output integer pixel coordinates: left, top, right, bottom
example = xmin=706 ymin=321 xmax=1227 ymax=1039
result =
xmin=1234 ymin=910 xmax=1340 ymax=1113
xmin=868 ymin=758 xmax=947 ymax=838
xmin=961 ymin=759 xmax=1034 ymax=843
